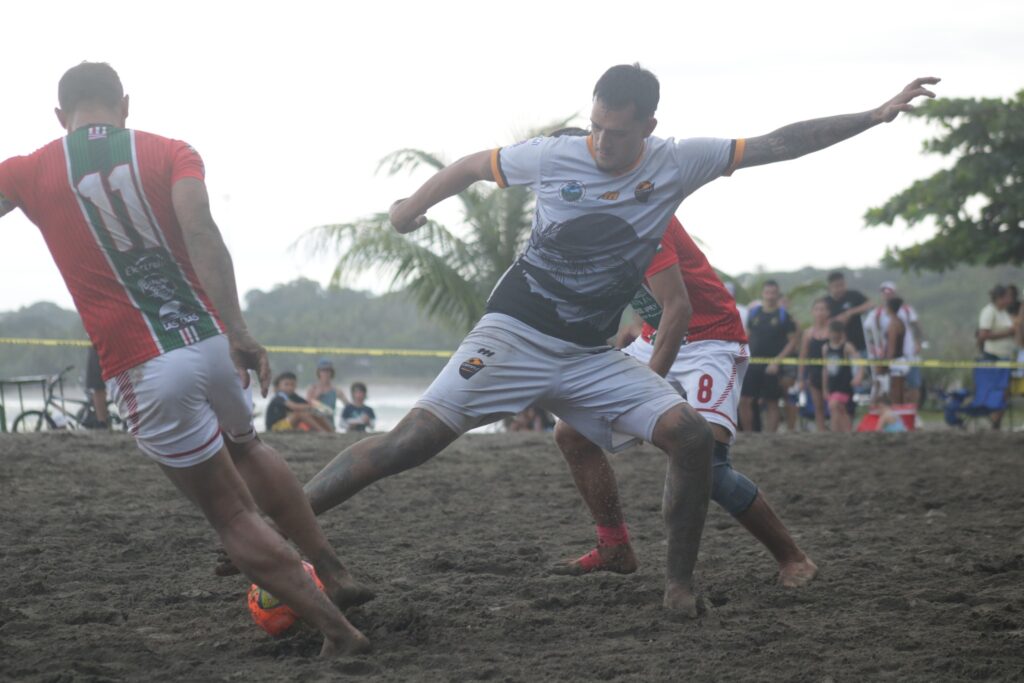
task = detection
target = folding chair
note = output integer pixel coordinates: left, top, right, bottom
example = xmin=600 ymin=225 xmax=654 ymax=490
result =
xmin=943 ymin=366 xmax=1011 ymax=430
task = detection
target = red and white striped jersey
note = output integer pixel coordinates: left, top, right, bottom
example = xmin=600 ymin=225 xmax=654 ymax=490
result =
xmin=631 ymin=216 xmax=747 ymax=345
xmin=0 ymin=125 xmax=223 ymax=379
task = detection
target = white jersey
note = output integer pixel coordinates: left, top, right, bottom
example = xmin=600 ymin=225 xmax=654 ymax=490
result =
xmin=486 ymin=134 xmax=742 ymax=347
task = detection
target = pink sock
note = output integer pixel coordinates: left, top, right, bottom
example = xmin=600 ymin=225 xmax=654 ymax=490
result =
xmin=596 ymin=523 xmax=630 ymax=548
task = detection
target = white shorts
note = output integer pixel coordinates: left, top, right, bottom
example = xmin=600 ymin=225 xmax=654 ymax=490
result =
xmin=415 ymin=314 xmax=684 ymax=452
xmin=624 ymin=337 xmax=749 ymax=443
xmin=889 ymin=357 xmax=912 ymax=378
xmin=107 ymin=335 xmax=257 ymax=468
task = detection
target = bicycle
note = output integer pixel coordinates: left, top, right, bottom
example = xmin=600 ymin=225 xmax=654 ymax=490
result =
xmin=10 ymin=365 xmax=124 ymax=433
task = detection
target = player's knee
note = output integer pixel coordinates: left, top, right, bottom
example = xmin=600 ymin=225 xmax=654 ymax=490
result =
xmin=554 ymin=421 xmax=593 ymax=458
xmin=656 ymin=405 xmax=713 ymax=466
xmin=710 ymin=442 xmax=758 ymax=516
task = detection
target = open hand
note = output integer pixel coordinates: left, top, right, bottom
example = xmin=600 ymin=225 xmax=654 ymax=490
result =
xmin=228 ymin=330 xmax=271 ymax=397
xmin=875 ymin=77 xmax=940 ymax=123
xmin=389 ymin=198 xmax=428 ymax=234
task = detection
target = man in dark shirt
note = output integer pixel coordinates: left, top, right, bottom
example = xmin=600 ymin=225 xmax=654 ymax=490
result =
xmin=741 ymin=280 xmax=799 ymax=432
xmin=824 ymin=271 xmax=873 ymax=354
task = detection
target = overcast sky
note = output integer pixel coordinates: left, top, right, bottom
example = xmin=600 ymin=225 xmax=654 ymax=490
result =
xmin=1 ymin=0 xmax=1021 ymax=312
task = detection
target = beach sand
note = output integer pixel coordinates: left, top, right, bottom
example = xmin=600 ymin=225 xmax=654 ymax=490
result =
xmin=1 ymin=430 xmax=1022 ymax=682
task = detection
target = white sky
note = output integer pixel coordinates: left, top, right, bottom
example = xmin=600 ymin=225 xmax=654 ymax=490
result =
xmin=1 ymin=0 xmax=1022 ymax=311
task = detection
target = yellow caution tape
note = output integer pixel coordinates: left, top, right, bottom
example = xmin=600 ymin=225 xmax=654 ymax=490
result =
xmin=0 ymin=337 xmax=1021 ymax=369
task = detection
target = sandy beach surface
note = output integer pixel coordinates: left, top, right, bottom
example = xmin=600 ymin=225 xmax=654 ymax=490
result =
xmin=1 ymin=430 xmax=1022 ymax=682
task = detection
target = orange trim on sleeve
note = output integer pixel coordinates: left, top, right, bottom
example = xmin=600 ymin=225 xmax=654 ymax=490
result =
xmin=490 ymin=148 xmax=508 ymax=188
xmin=724 ymin=138 xmax=746 ymax=176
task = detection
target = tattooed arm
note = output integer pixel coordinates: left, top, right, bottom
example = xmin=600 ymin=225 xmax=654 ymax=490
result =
xmin=738 ymin=77 xmax=940 ymax=169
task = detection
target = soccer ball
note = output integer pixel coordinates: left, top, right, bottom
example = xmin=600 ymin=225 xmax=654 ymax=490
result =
xmin=247 ymin=560 xmax=324 ymax=637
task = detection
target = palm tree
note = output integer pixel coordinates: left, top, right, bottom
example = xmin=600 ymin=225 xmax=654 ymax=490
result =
xmin=302 ymin=123 xmax=569 ymax=333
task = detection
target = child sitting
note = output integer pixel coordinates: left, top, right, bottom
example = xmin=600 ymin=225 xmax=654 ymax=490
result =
xmin=342 ymin=382 xmax=376 ymax=433
xmin=266 ymin=372 xmax=334 ymax=433
xmin=875 ymin=395 xmax=908 ymax=433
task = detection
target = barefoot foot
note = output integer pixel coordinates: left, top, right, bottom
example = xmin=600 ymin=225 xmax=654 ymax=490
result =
xmin=326 ymin=580 xmax=377 ymax=610
xmin=663 ymin=582 xmax=699 ymax=618
xmin=550 ymin=543 xmax=638 ymax=576
xmin=319 ymin=629 xmax=372 ymax=657
xmin=779 ymin=557 xmax=818 ymax=588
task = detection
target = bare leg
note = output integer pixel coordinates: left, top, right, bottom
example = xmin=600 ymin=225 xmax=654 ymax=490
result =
xmin=735 ymin=491 xmax=818 ymax=587
xmin=549 ymin=422 xmax=637 ymax=575
xmin=762 ymin=399 xmax=781 ymax=433
xmin=739 ymin=397 xmax=755 ymax=432
xmin=226 ymin=437 xmax=374 ymax=609
xmin=304 ymin=408 xmax=458 ymax=515
xmin=809 ymin=386 xmax=827 ymax=432
xmin=161 ymin=448 xmax=369 ymax=656
xmin=650 ymin=404 xmax=713 ymax=617
xmin=92 ymin=388 xmax=109 ymax=425
xmin=890 ymin=376 xmax=906 ymax=405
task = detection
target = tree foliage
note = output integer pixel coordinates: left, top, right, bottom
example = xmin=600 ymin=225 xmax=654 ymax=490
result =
xmin=866 ymin=91 xmax=1024 ymax=271
xmin=303 ymin=123 xmax=569 ymax=332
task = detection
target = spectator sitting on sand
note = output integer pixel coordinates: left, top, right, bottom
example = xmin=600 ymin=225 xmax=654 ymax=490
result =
xmin=874 ymin=395 xmax=907 ymax=433
xmin=307 ymin=358 xmax=347 ymax=423
xmin=266 ymin=372 xmax=334 ymax=433
xmin=342 ymin=382 xmax=376 ymax=433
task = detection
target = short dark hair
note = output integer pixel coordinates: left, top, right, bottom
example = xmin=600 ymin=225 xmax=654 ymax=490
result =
xmin=887 ymin=297 xmax=904 ymax=314
xmin=593 ymin=64 xmax=660 ymax=120
xmin=827 ymin=271 xmax=845 ymax=284
xmin=828 ymin=320 xmax=845 ymax=334
xmin=58 ymin=62 xmax=124 ymax=112
xmin=762 ymin=279 xmax=780 ymax=290
xmin=273 ymin=371 xmax=297 ymax=388
xmin=990 ymin=284 xmax=1008 ymax=301
xmin=350 ymin=381 xmax=367 ymax=395
xmin=549 ymin=126 xmax=590 ymax=138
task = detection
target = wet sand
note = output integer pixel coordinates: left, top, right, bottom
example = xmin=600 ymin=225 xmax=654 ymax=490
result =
xmin=1 ymin=430 xmax=1022 ymax=682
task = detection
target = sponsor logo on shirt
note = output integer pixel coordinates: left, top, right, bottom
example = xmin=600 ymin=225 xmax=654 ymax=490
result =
xmin=598 ymin=191 xmax=619 ymax=201
xmin=459 ymin=357 xmax=485 ymax=380
xmin=476 ymin=347 xmax=495 ymax=358
xmin=559 ymin=180 xmax=586 ymax=203
xmin=159 ymin=301 xmax=202 ymax=331
xmin=634 ymin=180 xmax=655 ymax=203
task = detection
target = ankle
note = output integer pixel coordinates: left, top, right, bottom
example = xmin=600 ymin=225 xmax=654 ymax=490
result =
xmin=596 ymin=523 xmax=630 ymax=548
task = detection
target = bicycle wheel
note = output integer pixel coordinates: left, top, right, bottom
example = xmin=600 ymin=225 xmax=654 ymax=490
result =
xmin=12 ymin=410 xmax=58 ymax=433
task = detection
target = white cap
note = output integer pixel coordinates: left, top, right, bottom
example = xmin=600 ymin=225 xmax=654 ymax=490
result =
xmin=879 ymin=281 xmax=897 ymax=293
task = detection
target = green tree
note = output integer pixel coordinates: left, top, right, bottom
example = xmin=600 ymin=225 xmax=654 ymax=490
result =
xmin=304 ymin=124 xmax=568 ymax=332
xmin=866 ymin=91 xmax=1024 ymax=271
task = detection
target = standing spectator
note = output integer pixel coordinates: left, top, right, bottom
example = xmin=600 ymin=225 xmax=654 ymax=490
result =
xmin=342 ymin=382 xmax=376 ymax=433
xmin=83 ymin=346 xmax=110 ymax=429
xmin=870 ymin=282 xmax=925 ymax=405
xmin=1010 ymin=285 xmax=1024 ymax=378
xmin=740 ymin=280 xmax=799 ymax=433
xmin=307 ymin=358 xmax=348 ymax=426
xmin=978 ymin=285 xmax=1016 ymax=361
xmin=798 ymin=299 xmax=832 ymax=432
xmin=822 ymin=321 xmax=864 ymax=433
xmin=825 ymin=271 xmax=873 ymax=357
xmin=881 ymin=297 xmax=909 ymax=404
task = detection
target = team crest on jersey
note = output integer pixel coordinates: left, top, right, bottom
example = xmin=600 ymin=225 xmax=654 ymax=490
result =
xmin=598 ymin=191 xmax=619 ymax=201
xmin=634 ymin=180 xmax=655 ymax=203
xmin=459 ymin=357 xmax=485 ymax=380
xmin=159 ymin=301 xmax=202 ymax=332
xmin=87 ymin=126 xmax=109 ymax=140
xmin=559 ymin=181 xmax=586 ymax=203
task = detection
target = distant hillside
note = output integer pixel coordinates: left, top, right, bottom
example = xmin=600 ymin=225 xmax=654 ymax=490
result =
xmin=0 ymin=280 xmax=463 ymax=383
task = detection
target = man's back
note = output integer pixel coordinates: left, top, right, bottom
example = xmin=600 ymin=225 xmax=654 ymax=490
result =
xmin=0 ymin=126 xmax=223 ymax=378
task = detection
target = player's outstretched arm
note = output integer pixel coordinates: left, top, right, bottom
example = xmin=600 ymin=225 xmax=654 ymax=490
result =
xmin=738 ymin=77 xmax=939 ymax=169
xmin=173 ymin=178 xmax=271 ymax=396
xmin=646 ymin=266 xmax=692 ymax=378
xmin=389 ymin=150 xmax=494 ymax=233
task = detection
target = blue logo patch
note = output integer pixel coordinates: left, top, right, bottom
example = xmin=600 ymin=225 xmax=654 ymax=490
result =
xmin=559 ymin=181 xmax=586 ymax=203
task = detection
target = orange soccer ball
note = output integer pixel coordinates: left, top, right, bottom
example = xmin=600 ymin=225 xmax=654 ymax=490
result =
xmin=247 ymin=560 xmax=324 ymax=637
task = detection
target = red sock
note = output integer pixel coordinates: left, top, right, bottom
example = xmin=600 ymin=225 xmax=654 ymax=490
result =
xmin=596 ymin=523 xmax=630 ymax=548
